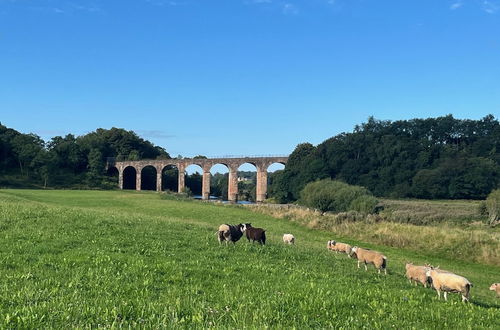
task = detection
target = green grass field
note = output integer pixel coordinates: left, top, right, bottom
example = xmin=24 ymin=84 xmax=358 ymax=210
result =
xmin=0 ymin=190 xmax=499 ymax=328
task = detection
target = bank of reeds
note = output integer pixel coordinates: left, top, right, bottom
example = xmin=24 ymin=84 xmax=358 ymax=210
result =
xmin=379 ymin=199 xmax=486 ymax=225
xmin=246 ymin=202 xmax=500 ymax=266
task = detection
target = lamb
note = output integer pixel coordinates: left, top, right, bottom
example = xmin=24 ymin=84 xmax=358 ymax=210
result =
xmin=349 ymin=246 xmax=387 ymax=274
xmin=245 ymin=225 xmax=266 ymax=245
xmin=405 ymin=263 xmax=430 ymax=287
xmin=217 ymin=223 xmax=248 ymax=244
xmin=328 ymin=240 xmax=352 ymax=257
xmin=425 ymin=268 xmax=472 ymax=302
xmin=489 ymin=283 xmax=500 ymax=297
xmin=282 ymin=234 xmax=295 ymax=244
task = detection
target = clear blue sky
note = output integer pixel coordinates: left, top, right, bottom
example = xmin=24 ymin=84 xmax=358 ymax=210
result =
xmin=1 ymin=0 xmax=499 ymax=159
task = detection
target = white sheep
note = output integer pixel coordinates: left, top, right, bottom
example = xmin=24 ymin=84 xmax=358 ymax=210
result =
xmin=350 ymin=246 xmax=387 ymax=274
xmin=426 ymin=268 xmax=472 ymax=302
xmin=328 ymin=240 xmax=352 ymax=257
xmin=283 ymin=234 xmax=295 ymax=244
xmin=489 ymin=283 xmax=500 ymax=297
xmin=405 ymin=263 xmax=430 ymax=287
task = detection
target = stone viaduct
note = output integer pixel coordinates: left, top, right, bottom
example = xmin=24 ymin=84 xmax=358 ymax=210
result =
xmin=108 ymin=156 xmax=288 ymax=203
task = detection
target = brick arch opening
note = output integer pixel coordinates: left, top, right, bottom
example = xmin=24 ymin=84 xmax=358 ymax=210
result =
xmin=161 ymin=164 xmax=178 ymax=192
xmin=266 ymin=162 xmax=286 ymax=200
xmin=237 ymin=162 xmax=257 ymax=202
xmin=210 ymin=163 xmax=229 ymax=200
xmin=267 ymin=162 xmax=286 ymax=172
xmin=123 ymin=166 xmax=137 ymax=190
xmin=141 ymin=165 xmax=157 ymax=191
xmin=185 ymin=164 xmax=203 ymax=197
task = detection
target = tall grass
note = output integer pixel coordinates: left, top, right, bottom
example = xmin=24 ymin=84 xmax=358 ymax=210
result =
xmin=379 ymin=199 xmax=486 ymax=225
xmin=0 ymin=190 xmax=499 ymax=328
xmin=247 ymin=201 xmax=500 ymax=266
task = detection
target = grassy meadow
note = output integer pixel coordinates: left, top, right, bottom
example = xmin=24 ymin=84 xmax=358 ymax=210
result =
xmin=0 ymin=190 xmax=499 ymax=328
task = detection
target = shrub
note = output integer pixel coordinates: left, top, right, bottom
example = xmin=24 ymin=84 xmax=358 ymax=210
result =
xmin=160 ymin=190 xmax=192 ymax=201
xmin=350 ymin=195 xmax=380 ymax=214
xmin=299 ymin=179 xmax=378 ymax=214
xmin=181 ymin=186 xmax=193 ymax=197
xmin=485 ymin=189 xmax=500 ymax=225
xmin=478 ymin=201 xmax=488 ymax=216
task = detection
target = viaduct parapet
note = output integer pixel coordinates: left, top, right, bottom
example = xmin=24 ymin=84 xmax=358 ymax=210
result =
xmin=108 ymin=156 xmax=288 ymax=203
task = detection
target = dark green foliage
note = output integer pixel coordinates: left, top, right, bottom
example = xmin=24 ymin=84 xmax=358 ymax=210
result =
xmin=270 ymin=115 xmax=500 ymax=201
xmin=237 ymin=171 xmax=256 ymax=202
xmin=299 ymin=179 xmax=378 ymax=213
xmin=0 ymin=123 xmax=170 ymax=189
xmin=162 ymin=165 xmax=178 ymax=192
xmin=210 ymin=173 xmax=228 ymax=200
xmin=140 ymin=166 xmax=158 ymax=191
xmin=185 ymin=172 xmax=202 ymax=196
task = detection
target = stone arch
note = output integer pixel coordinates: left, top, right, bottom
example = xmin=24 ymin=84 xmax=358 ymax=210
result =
xmin=141 ymin=165 xmax=157 ymax=191
xmin=123 ymin=166 xmax=137 ymax=190
xmin=185 ymin=164 xmax=203 ymax=197
xmin=209 ymin=163 xmax=230 ymax=201
xmin=210 ymin=163 xmax=230 ymax=174
xmin=267 ymin=162 xmax=286 ymax=172
xmin=237 ymin=162 xmax=258 ymax=202
xmin=264 ymin=162 xmax=286 ymax=201
xmin=161 ymin=164 xmax=179 ymax=192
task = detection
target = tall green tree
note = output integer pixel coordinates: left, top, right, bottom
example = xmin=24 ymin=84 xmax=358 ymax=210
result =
xmin=11 ymin=133 xmax=45 ymax=177
xmin=270 ymin=115 xmax=500 ymax=202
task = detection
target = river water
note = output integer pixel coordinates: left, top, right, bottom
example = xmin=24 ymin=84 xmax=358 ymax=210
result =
xmin=192 ymin=195 xmax=255 ymax=204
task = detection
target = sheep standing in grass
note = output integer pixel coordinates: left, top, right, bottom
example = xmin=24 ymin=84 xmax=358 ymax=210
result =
xmin=350 ymin=246 xmax=387 ymax=274
xmin=405 ymin=263 xmax=430 ymax=287
xmin=425 ymin=268 xmax=472 ymax=302
xmin=217 ymin=223 xmax=248 ymax=244
xmin=283 ymin=234 xmax=295 ymax=245
xmin=245 ymin=226 xmax=266 ymax=245
xmin=328 ymin=240 xmax=352 ymax=257
xmin=489 ymin=283 xmax=500 ymax=297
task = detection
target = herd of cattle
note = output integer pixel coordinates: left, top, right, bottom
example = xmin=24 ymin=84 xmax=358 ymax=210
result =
xmin=216 ymin=223 xmax=500 ymax=302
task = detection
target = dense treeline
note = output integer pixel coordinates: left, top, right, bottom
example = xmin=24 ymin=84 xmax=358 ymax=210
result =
xmin=270 ymin=115 xmax=500 ymax=202
xmin=0 ymin=123 xmax=169 ymax=188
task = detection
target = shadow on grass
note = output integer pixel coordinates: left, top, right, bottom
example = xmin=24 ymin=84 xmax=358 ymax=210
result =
xmin=471 ymin=299 xmax=500 ymax=309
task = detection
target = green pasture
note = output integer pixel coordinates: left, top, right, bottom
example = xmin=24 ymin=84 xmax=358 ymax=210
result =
xmin=0 ymin=190 xmax=499 ymax=328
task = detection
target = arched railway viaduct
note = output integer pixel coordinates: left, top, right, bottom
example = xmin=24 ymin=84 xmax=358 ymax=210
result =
xmin=108 ymin=156 xmax=288 ymax=203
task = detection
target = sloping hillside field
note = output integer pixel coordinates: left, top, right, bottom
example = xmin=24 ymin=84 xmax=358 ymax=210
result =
xmin=0 ymin=190 xmax=499 ymax=328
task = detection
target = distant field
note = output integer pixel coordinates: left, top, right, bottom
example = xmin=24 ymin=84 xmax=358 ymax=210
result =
xmin=379 ymin=198 xmax=486 ymax=225
xmin=249 ymin=198 xmax=500 ymax=266
xmin=0 ymin=190 xmax=499 ymax=328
